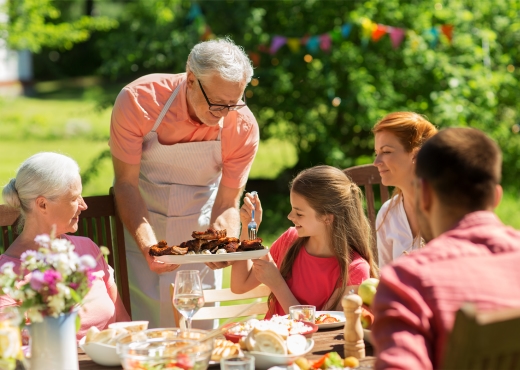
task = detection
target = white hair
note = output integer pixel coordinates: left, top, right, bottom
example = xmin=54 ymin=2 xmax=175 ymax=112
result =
xmin=186 ymin=37 xmax=254 ymax=84
xmin=2 ymin=152 xmax=80 ymax=218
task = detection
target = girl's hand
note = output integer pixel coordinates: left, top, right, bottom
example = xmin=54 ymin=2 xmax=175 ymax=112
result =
xmin=250 ymin=258 xmax=282 ymax=287
xmin=240 ymin=192 xmax=263 ymax=232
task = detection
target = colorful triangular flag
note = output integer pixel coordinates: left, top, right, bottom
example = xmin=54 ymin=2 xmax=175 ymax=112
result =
xmin=306 ymin=36 xmax=320 ymax=53
xmin=389 ymin=27 xmax=406 ymax=48
xmin=270 ymin=36 xmax=287 ymax=55
xmin=441 ymin=24 xmax=454 ymax=43
xmin=330 ymin=29 xmax=342 ymax=43
xmin=248 ymin=52 xmax=261 ymax=67
xmin=320 ymin=34 xmax=332 ymax=52
xmin=341 ymin=24 xmax=352 ymax=38
xmin=286 ymin=38 xmax=301 ymax=53
xmin=372 ymin=24 xmax=388 ymax=42
xmin=427 ymin=27 xmax=440 ymax=47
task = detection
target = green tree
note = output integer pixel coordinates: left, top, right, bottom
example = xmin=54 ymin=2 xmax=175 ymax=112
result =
xmin=95 ymin=0 xmax=520 ymax=187
xmin=1 ymin=0 xmax=117 ymax=52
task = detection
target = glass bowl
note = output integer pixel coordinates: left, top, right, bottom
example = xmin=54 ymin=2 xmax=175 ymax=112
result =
xmin=116 ymin=328 xmax=213 ymax=370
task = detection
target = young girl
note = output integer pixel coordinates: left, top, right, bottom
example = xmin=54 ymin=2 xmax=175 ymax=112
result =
xmin=372 ymin=112 xmax=437 ymax=268
xmin=231 ymin=165 xmax=378 ymax=317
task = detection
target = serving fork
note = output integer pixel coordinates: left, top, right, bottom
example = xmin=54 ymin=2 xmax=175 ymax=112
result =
xmin=247 ymin=191 xmax=258 ymax=240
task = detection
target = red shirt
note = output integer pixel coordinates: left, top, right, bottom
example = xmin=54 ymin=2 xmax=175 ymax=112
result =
xmin=372 ymin=211 xmax=520 ymax=370
xmin=267 ymin=227 xmax=370 ymax=317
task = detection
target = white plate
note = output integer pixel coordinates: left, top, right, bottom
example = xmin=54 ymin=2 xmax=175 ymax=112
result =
xmin=315 ymin=311 xmax=345 ymax=330
xmin=79 ymin=336 xmax=121 ymax=367
xmin=247 ymin=339 xmax=314 ymax=370
xmin=155 ymin=248 xmax=269 ymax=264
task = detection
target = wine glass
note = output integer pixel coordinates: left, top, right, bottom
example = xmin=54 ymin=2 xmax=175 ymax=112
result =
xmin=173 ymin=270 xmax=205 ymax=331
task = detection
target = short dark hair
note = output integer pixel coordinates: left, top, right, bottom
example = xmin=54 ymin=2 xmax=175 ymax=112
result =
xmin=415 ymin=127 xmax=502 ymax=211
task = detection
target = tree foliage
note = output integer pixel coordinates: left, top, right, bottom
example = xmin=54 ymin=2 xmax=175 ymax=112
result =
xmin=94 ymin=0 xmax=520 ymax=187
xmin=1 ymin=0 xmax=117 ymax=52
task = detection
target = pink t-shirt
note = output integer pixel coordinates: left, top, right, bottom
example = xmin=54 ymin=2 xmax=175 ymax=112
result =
xmin=109 ymin=73 xmax=260 ymax=189
xmin=267 ymin=227 xmax=370 ymax=317
xmin=0 ymin=234 xmax=118 ymax=340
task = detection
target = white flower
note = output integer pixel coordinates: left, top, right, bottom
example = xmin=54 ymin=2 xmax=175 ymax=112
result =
xmin=49 ymin=238 xmax=73 ymax=254
xmin=48 ymin=283 xmax=72 ymax=317
xmin=20 ymin=251 xmax=42 ymax=271
xmin=79 ymin=255 xmax=96 ymax=269
xmin=51 ymin=254 xmax=74 ymax=277
xmin=11 ymin=289 xmax=26 ymax=301
xmin=34 ymin=234 xmax=51 ymax=248
xmin=24 ymin=289 xmax=36 ymax=299
xmin=56 ymin=282 xmax=71 ymax=299
xmin=0 ymin=262 xmax=15 ymax=276
xmin=26 ymin=307 xmax=43 ymax=323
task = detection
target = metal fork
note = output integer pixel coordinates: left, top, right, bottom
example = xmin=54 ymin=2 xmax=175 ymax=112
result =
xmin=247 ymin=191 xmax=258 ymax=240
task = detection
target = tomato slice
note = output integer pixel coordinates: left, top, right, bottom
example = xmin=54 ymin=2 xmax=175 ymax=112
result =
xmin=322 ymin=317 xmax=339 ymax=323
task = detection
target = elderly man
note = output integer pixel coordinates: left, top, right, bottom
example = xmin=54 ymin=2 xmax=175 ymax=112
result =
xmin=109 ymin=38 xmax=259 ymax=327
xmin=372 ymin=128 xmax=520 ymax=369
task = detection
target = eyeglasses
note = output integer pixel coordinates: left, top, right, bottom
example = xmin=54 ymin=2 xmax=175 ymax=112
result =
xmin=197 ymin=79 xmax=247 ymax=112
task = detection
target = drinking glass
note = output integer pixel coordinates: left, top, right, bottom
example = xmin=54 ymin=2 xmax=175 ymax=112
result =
xmin=220 ymin=355 xmax=255 ymax=370
xmin=173 ymin=270 xmax=204 ymax=331
xmin=289 ymin=305 xmax=316 ymax=323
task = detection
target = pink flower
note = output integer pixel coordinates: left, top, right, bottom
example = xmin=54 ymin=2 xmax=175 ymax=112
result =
xmin=29 ymin=270 xmax=46 ymax=291
xmin=43 ymin=270 xmax=62 ymax=295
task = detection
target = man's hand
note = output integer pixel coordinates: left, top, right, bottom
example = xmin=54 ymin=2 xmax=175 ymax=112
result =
xmin=143 ymin=247 xmax=180 ymax=274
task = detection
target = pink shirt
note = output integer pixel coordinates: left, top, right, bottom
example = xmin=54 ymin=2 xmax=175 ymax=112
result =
xmin=0 ymin=235 xmax=119 ymax=340
xmin=372 ymin=211 xmax=520 ymax=370
xmin=267 ymin=227 xmax=370 ymax=317
xmin=109 ymin=73 xmax=259 ymax=189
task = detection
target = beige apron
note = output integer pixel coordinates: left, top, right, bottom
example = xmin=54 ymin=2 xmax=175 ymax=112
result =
xmin=125 ymin=83 xmax=223 ymax=328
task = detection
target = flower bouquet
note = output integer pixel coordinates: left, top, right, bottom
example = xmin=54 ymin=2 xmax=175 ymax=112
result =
xmin=0 ymin=228 xmax=108 ymax=370
xmin=0 ymin=230 xmax=105 ymax=322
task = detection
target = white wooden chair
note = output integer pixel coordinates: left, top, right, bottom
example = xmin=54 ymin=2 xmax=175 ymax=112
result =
xmin=170 ymin=283 xmax=270 ymax=327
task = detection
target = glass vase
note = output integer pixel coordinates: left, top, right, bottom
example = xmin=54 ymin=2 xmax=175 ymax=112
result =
xmin=29 ymin=310 xmax=78 ymax=370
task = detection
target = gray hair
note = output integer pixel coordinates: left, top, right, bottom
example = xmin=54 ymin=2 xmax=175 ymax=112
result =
xmin=186 ymin=37 xmax=254 ymax=84
xmin=2 ymin=152 xmax=80 ymax=223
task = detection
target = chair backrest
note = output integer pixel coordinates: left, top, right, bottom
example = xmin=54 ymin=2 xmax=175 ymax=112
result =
xmin=171 ymin=283 xmax=270 ymax=326
xmin=442 ymin=303 xmax=520 ymax=370
xmin=0 ymin=188 xmax=131 ymax=316
xmin=344 ymin=164 xmax=390 ymax=251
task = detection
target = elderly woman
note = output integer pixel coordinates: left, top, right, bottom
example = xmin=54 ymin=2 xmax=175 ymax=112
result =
xmin=373 ymin=112 xmax=437 ymax=268
xmin=0 ymin=152 xmax=130 ymax=339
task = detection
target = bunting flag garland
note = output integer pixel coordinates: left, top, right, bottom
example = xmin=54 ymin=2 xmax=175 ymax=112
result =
xmin=341 ymin=24 xmax=352 ymax=38
xmin=249 ymin=52 xmax=261 ymax=67
xmin=371 ymin=24 xmax=388 ymax=42
xmin=389 ymin=27 xmax=406 ymax=49
xmin=306 ymin=36 xmax=320 ymax=53
xmin=441 ymin=24 xmax=454 ymax=43
xmin=270 ymin=36 xmax=287 ymax=55
xmin=427 ymin=27 xmax=441 ymax=47
xmin=186 ymin=4 xmax=455 ymax=57
xmin=286 ymin=38 xmax=301 ymax=53
xmin=320 ymin=34 xmax=332 ymax=52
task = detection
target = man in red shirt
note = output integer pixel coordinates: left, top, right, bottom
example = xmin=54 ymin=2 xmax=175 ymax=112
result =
xmin=372 ymin=128 xmax=520 ymax=369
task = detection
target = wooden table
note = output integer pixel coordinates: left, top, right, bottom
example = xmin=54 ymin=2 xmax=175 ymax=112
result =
xmin=78 ymin=327 xmax=375 ymax=369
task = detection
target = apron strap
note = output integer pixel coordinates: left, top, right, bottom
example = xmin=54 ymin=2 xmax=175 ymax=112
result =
xmin=217 ymin=124 xmax=222 ymax=141
xmin=151 ymin=84 xmax=181 ymax=133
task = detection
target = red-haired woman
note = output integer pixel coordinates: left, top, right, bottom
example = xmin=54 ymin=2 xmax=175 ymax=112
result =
xmin=373 ymin=112 xmax=437 ymax=268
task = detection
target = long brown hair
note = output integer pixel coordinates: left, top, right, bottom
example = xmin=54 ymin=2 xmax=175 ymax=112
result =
xmin=268 ymin=165 xmax=378 ymax=313
xmin=372 ymin=112 xmax=438 ymax=221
